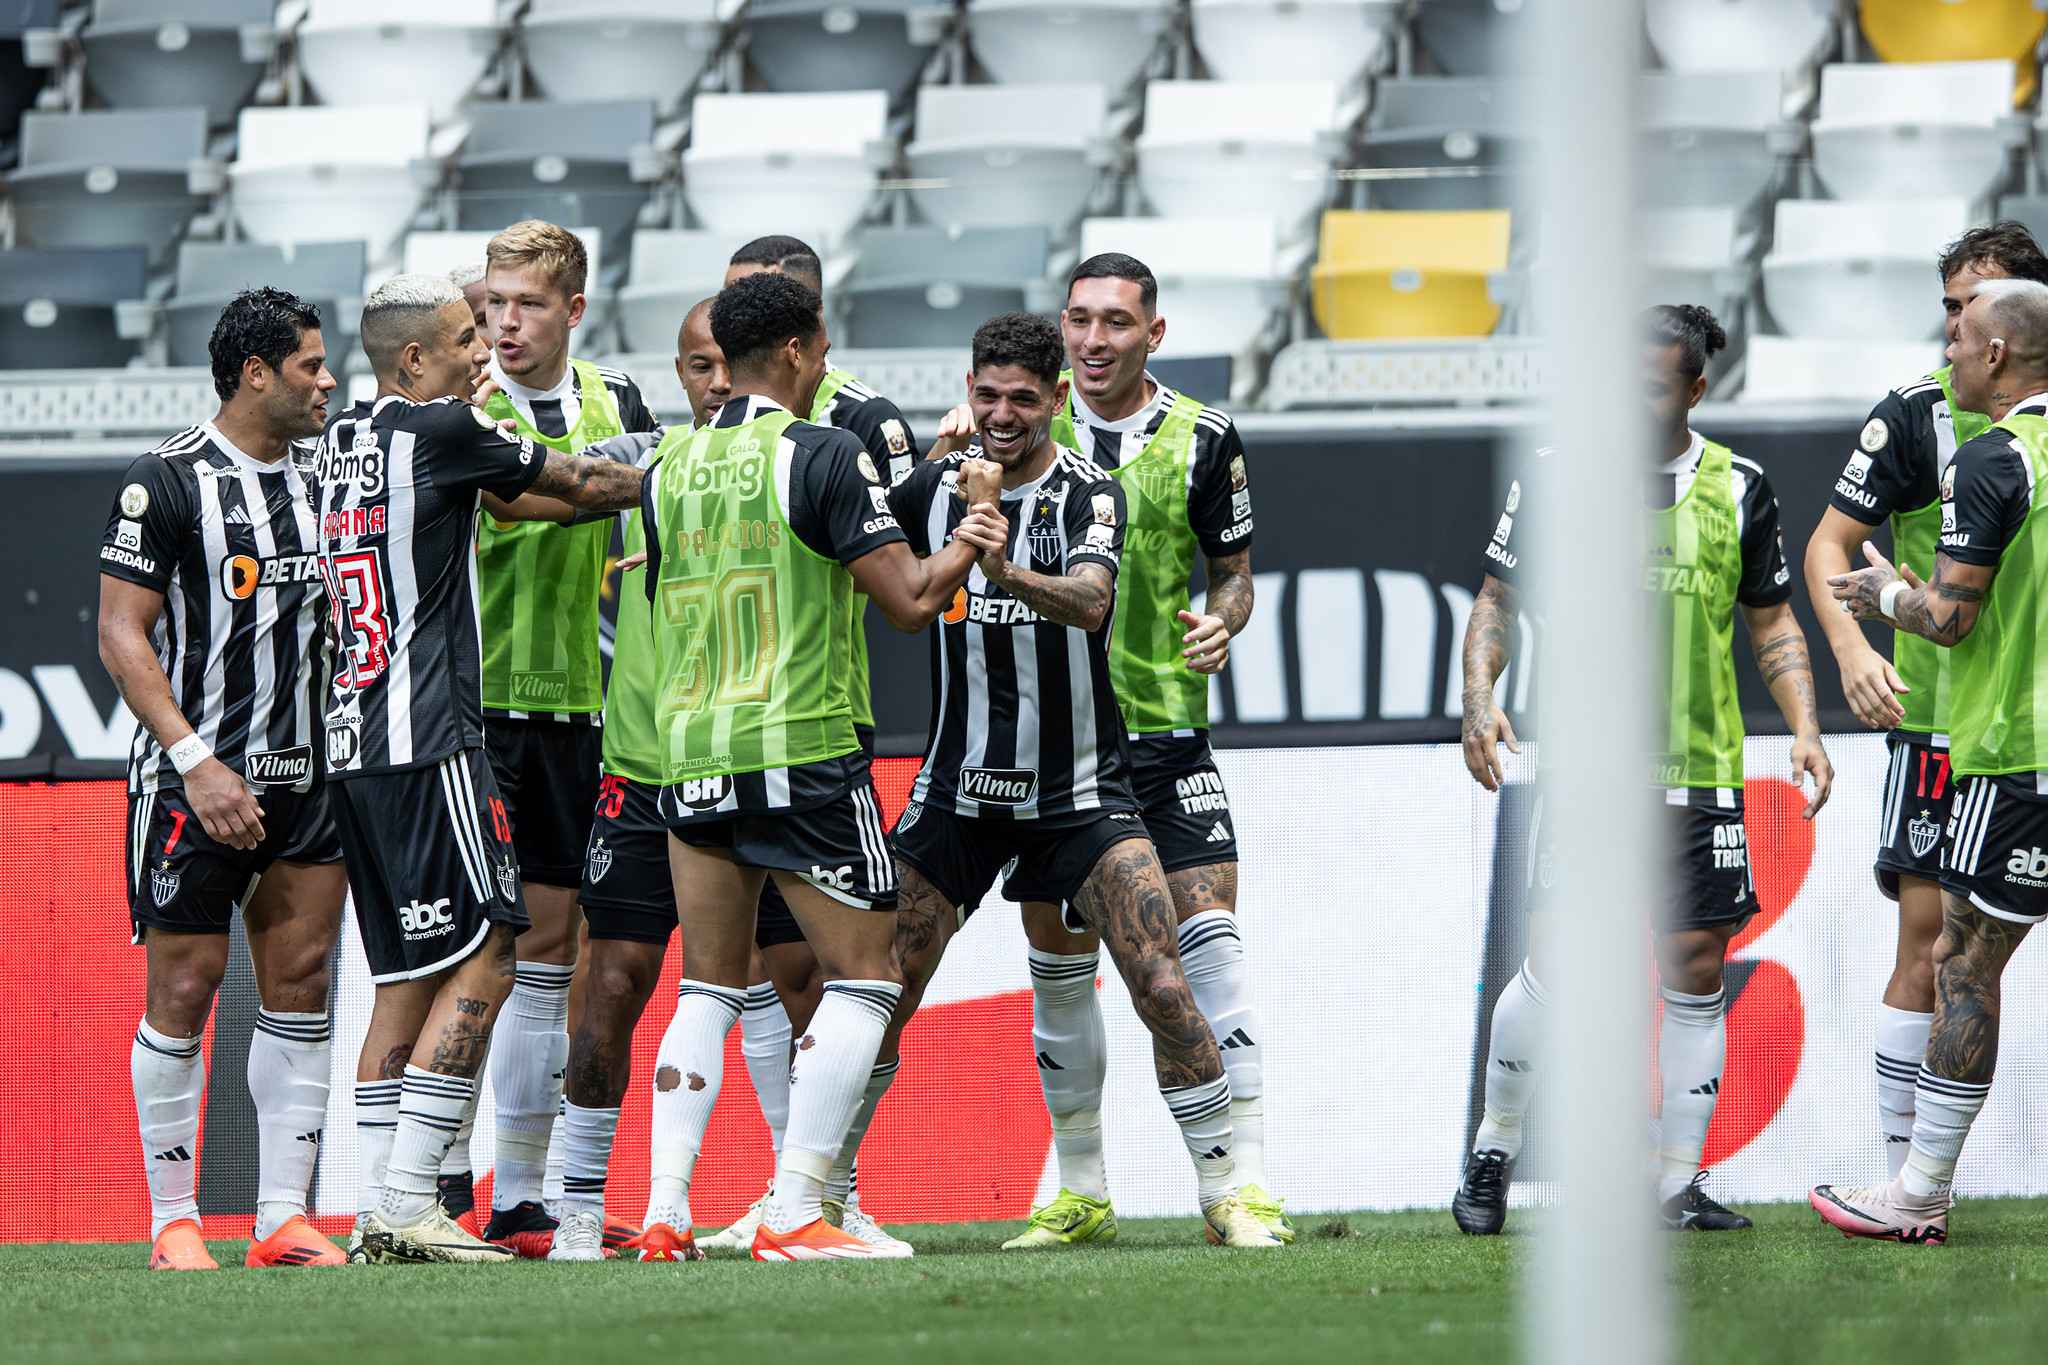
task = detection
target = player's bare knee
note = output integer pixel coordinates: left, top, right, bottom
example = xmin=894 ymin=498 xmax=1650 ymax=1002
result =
xmin=1129 ymin=960 xmax=1201 ymax=1042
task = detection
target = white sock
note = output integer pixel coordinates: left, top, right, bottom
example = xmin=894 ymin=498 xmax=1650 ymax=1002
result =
xmin=489 ymin=962 xmax=572 ymax=1211
xmin=645 ymin=980 xmax=745 ymax=1232
xmin=1028 ymin=947 xmax=1109 ymax=1201
xmin=248 ymin=1009 xmax=331 ymax=1240
xmin=353 ymin=1078 xmax=400 ymax=1215
xmin=133 ymin=1019 xmax=204 ymax=1240
xmin=1178 ymin=912 xmax=1267 ymax=1189
xmin=766 ymin=979 xmax=901 ymax=1233
xmin=543 ymin=1104 xmax=566 ymax=1211
xmin=1876 ymin=1005 xmax=1934 ymax=1181
xmin=825 ymin=1061 xmax=898 ymax=1205
xmin=1162 ymin=1074 xmax=1236 ymax=1207
xmin=443 ymin=1098 xmax=474 ymax=1179
xmin=740 ymin=981 xmax=793 ymax=1157
xmin=379 ymin=1067 xmax=475 ymax=1225
xmin=1473 ymin=961 xmax=1550 ymax=1159
xmin=1901 ymin=1068 xmax=1992 ymax=1198
xmin=560 ymin=1102 xmax=621 ymax=1216
xmin=1656 ymin=986 xmax=1726 ymax=1202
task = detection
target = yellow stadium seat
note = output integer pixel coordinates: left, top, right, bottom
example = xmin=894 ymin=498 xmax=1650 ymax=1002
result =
xmin=1861 ymin=0 xmax=2045 ymax=105
xmin=1310 ymin=209 xmax=1511 ymax=340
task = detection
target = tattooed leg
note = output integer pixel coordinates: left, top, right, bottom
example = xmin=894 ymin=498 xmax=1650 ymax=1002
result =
xmin=877 ymin=859 xmax=961 ymax=1066
xmin=1926 ymin=892 xmax=2032 ymax=1086
xmin=358 ymin=977 xmax=436 ymax=1083
xmin=565 ymin=937 xmax=666 ymax=1108
xmin=417 ymin=924 xmax=519 ymax=1080
xmin=1167 ymin=861 xmax=1236 ymax=923
xmin=1071 ymin=839 xmax=1223 ymax=1090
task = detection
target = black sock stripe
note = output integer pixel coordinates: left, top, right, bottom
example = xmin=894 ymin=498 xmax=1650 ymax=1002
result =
xmin=134 ymin=1029 xmax=202 ymax=1059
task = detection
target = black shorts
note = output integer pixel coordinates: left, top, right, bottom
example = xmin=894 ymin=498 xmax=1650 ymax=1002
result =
xmin=1528 ymin=789 xmax=1755 ymax=933
xmin=667 ymin=774 xmax=897 ymax=912
xmin=581 ymin=773 xmax=675 ymax=944
xmin=126 ymin=780 xmax=341 ymax=943
xmin=331 ymin=749 xmax=529 ymax=983
xmin=485 ymin=717 xmax=603 ymax=889
xmin=1942 ymin=772 xmax=2048 ymax=925
xmin=895 ymin=800 xmax=1149 ymax=929
xmin=1875 ymin=729 xmax=1956 ymax=898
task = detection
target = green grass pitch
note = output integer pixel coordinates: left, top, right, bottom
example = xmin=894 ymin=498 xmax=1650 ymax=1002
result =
xmin=5 ymin=1200 xmax=2048 ymax=1363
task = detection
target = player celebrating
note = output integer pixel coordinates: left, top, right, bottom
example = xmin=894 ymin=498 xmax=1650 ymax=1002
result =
xmin=315 ymin=275 xmax=645 ymax=1264
xmin=1455 ymin=304 xmax=1832 ymax=1234
xmin=1815 ymin=278 xmax=2048 ymax=1244
xmin=469 ymin=221 xmax=662 ymax=1255
xmin=100 ymin=288 xmax=347 ymax=1270
xmin=1804 ymin=223 xmax=2048 ymax=1177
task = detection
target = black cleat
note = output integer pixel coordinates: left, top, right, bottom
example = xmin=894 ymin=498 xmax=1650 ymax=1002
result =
xmin=482 ymin=1199 xmax=560 ymax=1259
xmin=1452 ymin=1148 xmax=1516 ymax=1235
xmin=437 ymin=1170 xmax=475 ymax=1225
xmin=1661 ymin=1172 xmax=1753 ymax=1231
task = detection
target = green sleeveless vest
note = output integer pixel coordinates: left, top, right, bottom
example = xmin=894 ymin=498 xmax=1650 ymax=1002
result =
xmin=476 ymin=357 xmax=622 ymax=713
xmin=602 ymin=452 xmax=667 ymax=785
xmin=650 ymin=407 xmax=861 ymax=784
xmin=1949 ymin=413 xmax=2048 ymax=777
xmin=1893 ymin=366 xmax=1989 ymax=735
xmin=811 ymin=367 xmax=874 ymax=731
xmin=1648 ymin=439 xmax=1747 ymax=787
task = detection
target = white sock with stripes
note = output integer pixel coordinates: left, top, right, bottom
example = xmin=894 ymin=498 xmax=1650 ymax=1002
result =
xmin=1029 ymin=947 xmax=1109 ymax=1201
xmin=1876 ymin=1005 xmax=1933 ymax=1180
xmin=824 ymin=1061 xmax=898 ymax=1206
xmin=1163 ymin=1074 xmax=1236 ymax=1207
xmin=766 ymin=979 xmax=901 ymax=1234
xmin=443 ymin=1098 xmax=474 ymax=1179
xmin=1657 ymin=986 xmax=1726 ymax=1202
xmin=560 ymin=1102 xmax=621 ymax=1217
xmin=249 ymin=1009 xmax=331 ymax=1240
xmin=489 ymin=961 xmax=573 ymax=1211
xmin=379 ymin=1067 xmax=476 ymax=1225
xmin=133 ymin=1020 xmax=204 ymax=1240
xmin=645 ymin=980 xmax=746 ymax=1233
xmin=1178 ymin=911 xmax=1267 ymax=1189
xmin=353 ymin=1078 xmax=400 ymax=1215
xmin=740 ymin=981 xmax=793 ymax=1157
xmin=1902 ymin=1068 xmax=1993 ymax=1198
xmin=1473 ymin=961 xmax=1550 ymax=1159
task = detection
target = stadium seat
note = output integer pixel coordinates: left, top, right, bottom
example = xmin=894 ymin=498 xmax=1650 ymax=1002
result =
xmin=1308 ymin=208 xmax=1509 ymax=340
xmin=519 ymin=0 xmax=722 ymax=114
xmin=1642 ymin=0 xmax=1833 ymax=73
xmin=8 ymin=106 xmax=210 ymax=264
xmin=1641 ymin=206 xmax=1744 ymax=312
xmin=614 ymin=228 xmax=766 ymax=353
xmin=1810 ymin=60 xmax=2015 ymax=204
xmin=1136 ymin=80 xmax=1345 ymax=241
xmin=1413 ymin=0 xmax=1526 ymax=77
xmin=966 ymin=0 xmax=1169 ymax=92
xmin=683 ymin=90 xmax=887 ymax=244
xmin=80 ymin=0 xmax=275 ymax=126
xmin=1638 ymin=69 xmax=1788 ymax=211
xmin=1861 ymin=0 xmax=2044 ymax=106
xmin=229 ymin=103 xmax=430 ymax=258
xmin=295 ymin=0 xmax=500 ymax=125
xmin=745 ymin=0 xmax=943 ymax=98
xmin=1359 ymin=77 xmax=1530 ymax=214
xmin=843 ymin=225 xmax=1049 ymax=349
xmin=0 ymin=1 xmax=58 ymax=148
xmin=905 ymin=82 xmax=1108 ymax=233
xmin=1761 ymin=197 xmax=1967 ymax=342
xmin=1078 ymin=214 xmax=1282 ymax=359
xmin=454 ymin=101 xmax=656 ymax=257
xmin=1187 ymin=0 xmax=1399 ymax=85
xmin=164 ymin=239 xmax=364 ymax=367
xmin=403 ymin=226 xmax=601 ymax=283
xmin=0 ymin=246 xmax=146 ymax=368
xmin=1741 ymin=334 xmax=1943 ymax=402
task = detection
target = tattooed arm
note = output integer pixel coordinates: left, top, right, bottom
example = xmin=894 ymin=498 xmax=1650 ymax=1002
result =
xmin=481 ymin=448 xmax=647 ymax=524
xmin=985 ymin=559 xmax=1117 ymax=632
xmin=1177 ymin=549 xmax=1252 ymax=675
xmin=1460 ymin=572 xmax=1521 ymax=792
xmin=1740 ymin=599 xmax=1834 ymax=818
xmin=1831 ymin=545 xmax=1993 ymax=648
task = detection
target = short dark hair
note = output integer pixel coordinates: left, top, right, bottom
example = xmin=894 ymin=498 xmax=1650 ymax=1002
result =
xmin=1937 ymin=221 xmax=2048 ymax=287
xmin=209 ymin=287 xmax=322 ymax=402
xmin=972 ymin=311 xmax=1065 ymax=388
xmin=1067 ymin=252 xmax=1157 ymax=315
xmin=1642 ymin=303 xmax=1727 ymax=380
xmin=710 ymin=271 xmax=822 ymax=371
xmin=730 ymin=234 xmax=824 ymax=292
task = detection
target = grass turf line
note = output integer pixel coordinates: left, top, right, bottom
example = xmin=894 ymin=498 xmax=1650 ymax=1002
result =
xmin=3 ymin=1200 xmax=2047 ymax=1364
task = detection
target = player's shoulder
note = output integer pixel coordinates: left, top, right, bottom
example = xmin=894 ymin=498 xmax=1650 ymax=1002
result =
xmin=1052 ymin=443 xmax=1121 ymax=494
xmin=591 ymin=362 xmax=640 ymax=396
xmin=133 ymin=425 xmax=214 ymax=478
xmin=789 ymin=417 xmax=887 ymax=481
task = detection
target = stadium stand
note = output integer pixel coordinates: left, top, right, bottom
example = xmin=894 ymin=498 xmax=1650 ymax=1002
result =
xmin=1186 ymin=0 xmax=1398 ymax=84
xmin=965 ymin=0 xmax=1168 ymax=91
xmin=1810 ymin=58 xmax=2020 ymax=204
xmin=682 ymin=88 xmax=886 ymax=242
xmin=1860 ymin=0 xmax=2044 ymax=104
xmin=1642 ymin=0 xmax=1834 ymax=74
xmin=1359 ymin=77 xmax=1529 ymax=215
xmin=904 ymin=81 xmax=1110 ymax=233
xmin=1080 ymin=212 xmax=1282 ymax=371
xmin=453 ymin=98 xmax=659 ymax=253
xmin=615 ymin=227 xmax=760 ymax=353
xmin=227 ymin=101 xmax=429 ymax=258
xmin=78 ymin=0 xmax=276 ymax=125
xmin=163 ymin=238 xmax=362 ymax=368
xmin=1135 ymin=79 xmax=1347 ymax=239
xmin=1740 ymin=334 xmax=1940 ymax=403
xmin=0 ymin=244 xmax=142 ymax=368
xmin=842 ymin=222 xmax=1050 ymax=347
xmin=1641 ymin=205 xmax=1746 ymax=317
xmin=292 ymin=0 xmax=501 ymax=125
xmin=1638 ymin=69 xmax=1791 ymax=212
xmin=745 ymin=0 xmax=946 ymax=98
xmin=0 ymin=2 xmax=58 ymax=144
xmin=1413 ymin=0 xmax=1524 ymax=78
xmin=1309 ymin=208 xmax=1510 ymax=341
xmin=1761 ymin=197 xmax=1970 ymax=343
xmin=8 ymin=105 xmax=210 ymax=263
xmin=518 ymin=0 xmax=724 ymax=113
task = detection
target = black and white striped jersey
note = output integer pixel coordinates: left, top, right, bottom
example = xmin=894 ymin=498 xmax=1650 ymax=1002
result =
xmin=1065 ymin=377 xmax=1253 ymax=556
xmin=488 ymin=357 xmax=661 ymax=443
xmin=816 ymin=371 xmax=921 ymax=485
xmin=99 ymin=423 xmax=329 ymax=796
xmin=887 ymin=445 xmax=1136 ymax=818
xmin=312 ymin=395 xmax=543 ymax=779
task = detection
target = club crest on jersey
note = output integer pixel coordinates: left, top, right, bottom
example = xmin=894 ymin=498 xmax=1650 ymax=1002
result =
xmin=1229 ymin=455 xmax=1247 ymax=492
xmin=586 ymin=837 xmax=612 ymax=883
xmin=1504 ymin=479 xmax=1520 ymax=514
xmin=1909 ymin=811 xmax=1942 ymax=859
xmin=896 ymin=801 xmax=923 ymax=832
xmin=856 ymin=450 xmax=881 ymax=484
xmin=497 ymin=860 xmax=518 ymax=903
xmin=150 ymin=861 xmax=180 ymax=908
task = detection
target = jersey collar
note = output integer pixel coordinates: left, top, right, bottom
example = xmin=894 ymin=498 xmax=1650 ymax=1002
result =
xmin=713 ymin=394 xmax=791 ymax=427
xmin=1070 ymin=372 xmax=1174 ymax=438
xmin=490 ymin=355 xmax=578 ymax=405
xmin=200 ymin=419 xmax=298 ymax=473
xmin=2004 ymin=392 xmax=2048 ymax=418
xmin=1658 ymin=429 xmax=1705 ymax=475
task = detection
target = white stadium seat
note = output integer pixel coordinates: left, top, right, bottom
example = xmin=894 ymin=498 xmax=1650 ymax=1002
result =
xmin=1189 ymin=0 xmax=1400 ymax=85
xmin=1078 ymin=214 xmax=1282 ymax=360
xmin=615 ymin=228 xmax=777 ymax=353
xmin=1641 ymin=206 xmax=1743 ymax=311
xmin=1639 ymin=69 xmax=1787 ymax=211
xmin=80 ymin=0 xmax=275 ymax=125
xmin=8 ymin=106 xmax=210 ymax=265
xmin=967 ymin=0 xmax=1169 ymax=91
xmin=295 ymin=0 xmax=500 ymax=125
xmin=683 ymin=90 xmax=886 ymax=244
xmin=745 ymin=0 xmax=943 ymax=98
xmin=905 ymin=83 xmax=1108 ymax=233
xmin=454 ymin=101 xmax=657 ymax=253
xmin=520 ymin=0 xmax=724 ymax=114
xmin=1740 ymin=334 xmax=1943 ymax=403
xmin=1761 ymin=197 xmax=1968 ymax=342
xmin=229 ymin=103 xmax=431 ymax=258
xmin=1810 ymin=59 xmax=2015 ymax=204
xmin=1643 ymin=0 xmax=1833 ymax=74
xmin=1137 ymin=80 xmax=1344 ymax=241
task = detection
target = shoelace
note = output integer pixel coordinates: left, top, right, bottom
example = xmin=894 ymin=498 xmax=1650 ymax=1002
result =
xmin=1467 ymin=1153 xmax=1510 ymax=1200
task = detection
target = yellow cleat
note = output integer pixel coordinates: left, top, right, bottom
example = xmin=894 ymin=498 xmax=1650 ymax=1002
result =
xmin=1237 ymin=1183 xmax=1296 ymax=1244
xmin=1001 ymin=1189 xmax=1118 ymax=1249
xmin=1203 ymin=1194 xmax=1285 ymax=1248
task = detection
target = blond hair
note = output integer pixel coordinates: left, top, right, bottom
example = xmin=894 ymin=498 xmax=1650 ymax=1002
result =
xmin=485 ymin=220 xmax=587 ymax=300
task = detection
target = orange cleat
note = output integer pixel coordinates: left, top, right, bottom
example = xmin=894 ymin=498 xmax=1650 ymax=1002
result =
xmin=149 ymin=1219 xmax=218 ymax=1270
xmin=245 ymin=1215 xmax=346 ymax=1267
xmin=751 ymin=1217 xmax=914 ymax=1261
xmin=602 ymin=1220 xmax=640 ymax=1259
xmin=622 ymin=1221 xmax=702 ymax=1262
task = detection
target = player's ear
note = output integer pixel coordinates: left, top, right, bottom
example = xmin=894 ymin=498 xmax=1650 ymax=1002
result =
xmin=1146 ymin=312 xmax=1165 ymax=354
xmin=242 ymin=354 xmax=267 ymax=394
xmin=566 ymin=292 xmax=586 ymax=329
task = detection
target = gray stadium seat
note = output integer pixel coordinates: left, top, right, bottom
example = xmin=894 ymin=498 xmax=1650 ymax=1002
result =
xmin=614 ymin=228 xmax=767 ymax=354
xmin=295 ymin=0 xmax=501 ymax=125
xmin=1639 ymin=69 xmax=1787 ymax=211
xmin=1413 ymin=0 xmax=1528 ymax=77
xmin=9 ymin=107 xmax=209 ymax=265
xmin=0 ymin=247 xmax=146 ymax=368
xmin=843 ymin=225 xmax=1049 ymax=349
xmin=0 ymin=1 xmax=58 ymax=147
xmin=80 ymin=0 xmax=274 ymax=126
xmin=745 ymin=0 xmax=941 ymax=99
xmin=165 ymin=239 xmax=364 ymax=367
xmin=1360 ymin=77 xmax=1531 ymax=215
xmin=1189 ymin=0 xmax=1399 ymax=85
xmin=967 ymin=0 xmax=1168 ymax=91
xmin=905 ymin=83 xmax=1108 ymax=233
xmin=454 ymin=101 xmax=657 ymax=253
xmin=519 ymin=0 xmax=721 ymax=115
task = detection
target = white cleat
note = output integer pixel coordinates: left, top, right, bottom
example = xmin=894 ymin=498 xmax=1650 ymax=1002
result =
xmin=361 ymin=1206 xmax=515 ymax=1264
xmin=840 ymin=1206 xmax=915 ymax=1257
xmin=699 ymin=1183 xmax=771 ymax=1252
xmin=346 ymin=1212 xmax=370 ymax=1265
xmin=547 ymin=1208 xmax=607 ymax=1262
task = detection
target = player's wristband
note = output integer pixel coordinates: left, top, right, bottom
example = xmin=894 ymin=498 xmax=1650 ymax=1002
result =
xmin=167 ymin=734 xmax=210 ymax=775
xmin=1878 ymin=580 xmax=1907 ymax=623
